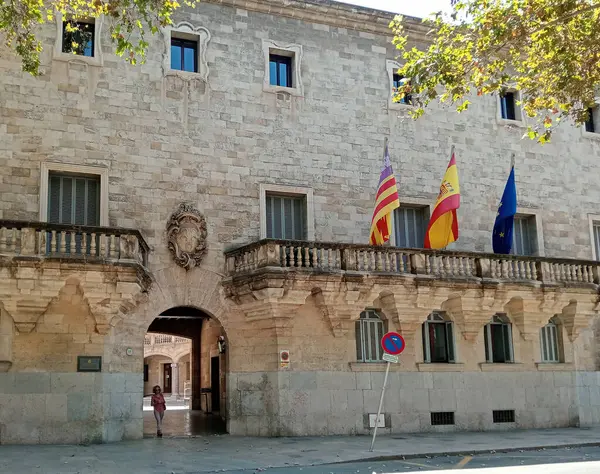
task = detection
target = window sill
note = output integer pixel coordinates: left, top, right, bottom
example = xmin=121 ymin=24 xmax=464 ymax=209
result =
xmin=263 ymin=84 xmax=303 ymax=97
xmin=496 ymin=117 xmax=526 ymax=128
xmin=165 ymin=69 xmax=207 ymax=82
xmin=417 ymin=363 xmax=465 ymax=372
xmin=582 ymin=130 xmax=600 ymax=140
xmin=388 ymin=101 xmax=414 ymax=111
xmin=350 ymin=362 xmax=406 ymax=372
xmin=479 ymin=362 xmax=524 ymax=372
xmin=53 ymin=52 xmax=103 ymax=67
xmin=536 ymin=362 xmax=575 ymax=371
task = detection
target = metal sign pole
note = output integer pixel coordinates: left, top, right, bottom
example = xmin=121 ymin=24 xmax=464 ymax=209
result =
xmin=369 ymin=360 xmax=391 ymax=452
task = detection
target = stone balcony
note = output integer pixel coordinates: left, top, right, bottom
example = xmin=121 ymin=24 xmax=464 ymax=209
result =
xmin=223 ymin=240 xmax=600 ymax=346
xmin=0 ymin=220 xmax=151 ymax=372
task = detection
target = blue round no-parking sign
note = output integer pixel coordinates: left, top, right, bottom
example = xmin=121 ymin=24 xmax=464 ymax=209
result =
xmin=381 ymin=332 xmax=406 ymax=355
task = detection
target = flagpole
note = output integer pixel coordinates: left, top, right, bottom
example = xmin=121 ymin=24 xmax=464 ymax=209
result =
xmin=510 ymin=152 xmax=515 ymax=169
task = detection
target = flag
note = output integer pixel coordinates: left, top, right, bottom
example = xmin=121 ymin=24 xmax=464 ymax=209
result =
xmin=492 ymin=166 xmax=517 ymax=254
xmin=424 ymin=151 xmax=460 ymax=249
xmin=369 ymin=143 xmax=400 ymax=245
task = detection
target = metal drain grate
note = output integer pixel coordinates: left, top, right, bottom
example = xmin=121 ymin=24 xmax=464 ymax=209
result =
xmin=431 ymin=411 xmax=455 ymax=426
xmin=493 ymin=410 xmax=515 ymax=423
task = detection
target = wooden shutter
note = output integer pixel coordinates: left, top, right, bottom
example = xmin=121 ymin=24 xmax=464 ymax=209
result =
xmin=265 ymin=194 xmax=306 ymax=239
xmin=594 ymin=223 xmax=600 ymax=261
xmin=48 ymin=173 xmax=100 ymax=225
xmin=394 ymin=206 xmax=425 ymax=247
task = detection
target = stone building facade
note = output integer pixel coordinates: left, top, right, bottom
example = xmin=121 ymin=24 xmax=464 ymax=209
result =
xmin=0 ymin=0 xmax=599 ymax=444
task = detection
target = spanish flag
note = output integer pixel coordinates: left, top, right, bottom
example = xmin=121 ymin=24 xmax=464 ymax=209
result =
xmin=424 ymin=150 xmax=460 ymax=249
xmin=369 ymin=142 xmax=400 ymax=245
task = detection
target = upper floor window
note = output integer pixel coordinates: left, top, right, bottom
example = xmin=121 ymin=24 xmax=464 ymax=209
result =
xmin=593 ymin=221 xmax=600 ymax=261
xmin=356 ymin=309 xmax=387 ymax=363
xmin=394 ymin=206 xmax=427 ymax=248
xmin=48 ymin=173 xmax=100 ymax=226
xmin=392 ymin=73 xmax=412 ymax=105
xmin=585 ymin=107 xmax=597 ymax=133
xmin=540 ymin=318 xmax=563 ymax=363
xmin=269 ymin=54 xmax=293 ymax=87
xmin=265 ymin=194 xmax=306 ymax=240
xmin=62 ymin=20 xmax=94 ymax=57
xmin=484 ymin=314 xmax=514 ymax=363
xmin=500 ymin=90 xmax=517 ymax=120
xmin=512 ymin=215 xmax=537 ymax=256
xmin=422 ymin=312 xmax=455 ymax=363
xmin=171 ymin=37 xmax=198 ymax=73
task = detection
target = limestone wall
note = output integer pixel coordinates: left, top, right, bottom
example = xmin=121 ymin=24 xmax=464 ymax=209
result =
xmin=0 ymin=372 xmax=142 ymax=444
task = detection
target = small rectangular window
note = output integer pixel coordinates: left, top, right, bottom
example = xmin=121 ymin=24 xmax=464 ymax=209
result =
xmin=585 ymin=107 xmax=596 ymax=133
xmin=431 ymin=412 xmax=455 ymax=426
xmin=265 ymin=194 xmax=306 ymax=240
xmin=269 ymin=54 xmax=293 ymax=87
xmin=512 ymin=215 xmax=537 ymax=256
xmin=62 ymin=21 xmax=94 ymax=57
xmin=500 ymin=91 xmax=517 ymax=120
xmin=493 ymin=410 xmax=515 ymax=423
xmin=392 ymin=73 xmax=412 ymax=105
xmin=171 ymin=37 xmax=198 ymax=72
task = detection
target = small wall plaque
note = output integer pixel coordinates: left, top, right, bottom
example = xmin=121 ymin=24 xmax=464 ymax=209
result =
xmin=77 ymin=356 xmax=102 ymax=372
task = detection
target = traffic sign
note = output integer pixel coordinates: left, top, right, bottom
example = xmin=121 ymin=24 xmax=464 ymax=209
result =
xmin=381 ymin=332 xmax=405 ymax=355
xmin=382 ymin=353 xmax=399 ymax=363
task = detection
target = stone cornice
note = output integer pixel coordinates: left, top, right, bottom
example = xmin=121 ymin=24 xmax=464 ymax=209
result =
xmin=202 ymin=0 xmax=431 ymax=39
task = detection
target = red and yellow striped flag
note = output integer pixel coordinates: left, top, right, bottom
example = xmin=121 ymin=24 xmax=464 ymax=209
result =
xmin=369 ymin=143 xmax=400 ymax=245
xmin=424 ymin=150 xmax=461 ymax=249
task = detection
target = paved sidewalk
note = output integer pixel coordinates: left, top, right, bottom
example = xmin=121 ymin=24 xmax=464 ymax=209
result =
xmin=1 ymin=427 xmax=600 ymax=473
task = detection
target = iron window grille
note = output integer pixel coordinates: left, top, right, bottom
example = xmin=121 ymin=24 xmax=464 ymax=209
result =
xmin=493 ymin=410 xmax=515 ymax=423
xmin=431 ymin=412 xmax=455 ymax=426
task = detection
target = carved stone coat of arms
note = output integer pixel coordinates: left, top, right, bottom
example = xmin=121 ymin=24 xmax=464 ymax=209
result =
xmin=166 ymin=203 xmax=208 ymax=270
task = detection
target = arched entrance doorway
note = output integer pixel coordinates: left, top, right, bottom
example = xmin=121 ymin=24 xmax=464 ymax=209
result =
xmin=142 ymin=306 xmax=228 ymax=437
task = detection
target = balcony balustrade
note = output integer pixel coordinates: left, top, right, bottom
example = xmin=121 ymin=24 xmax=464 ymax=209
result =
xmin=0 ymin=219 xmax=149 ymax=267
xmin=225 ymin=239 xmax=600 ymax=286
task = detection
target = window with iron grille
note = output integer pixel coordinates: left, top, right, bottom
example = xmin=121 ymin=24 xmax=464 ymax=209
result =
xmin=422 ymin=312 xmax=455 ymax=363
xmin=540 ymin=318 xmax=562 ymax=363
xmin=62 ymin=21 xmax=95 ymax=57
xmin=356 ymin=310 xmax=387 ymax=362
xmin=394 ymin=206 xmax=427 ymax=248
xmin=493 ymin=410 xmax=515 ymax=423
xmin=593 ymin=222 xmax=600 ymax=260
xmin=431 ymin=412 xmax=455 ymax=426
xmin=512 ymin=215 xmax=537 ymax=256
xmin=484 ymin=314 xmax=514 ymax=363
xmin=265 ymin=194 xmax=306 ymax=240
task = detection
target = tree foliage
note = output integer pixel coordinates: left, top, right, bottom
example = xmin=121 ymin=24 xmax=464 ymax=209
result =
xmin=391 ymin=0 xmax=600 ymax=142
xmin=0 ymin=0 xmax=194 ymax=76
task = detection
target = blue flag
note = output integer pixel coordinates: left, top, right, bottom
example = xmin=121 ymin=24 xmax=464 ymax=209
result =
xmin=492 ymin=167 xmax=517 ymax=254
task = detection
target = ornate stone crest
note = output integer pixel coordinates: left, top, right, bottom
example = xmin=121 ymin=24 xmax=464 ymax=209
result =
xmin=167 ymin=202 xmax=208 ymax=270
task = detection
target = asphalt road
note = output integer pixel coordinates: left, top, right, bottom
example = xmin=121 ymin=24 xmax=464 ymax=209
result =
xmin=223 ymin=446 xmax=600 ymax=474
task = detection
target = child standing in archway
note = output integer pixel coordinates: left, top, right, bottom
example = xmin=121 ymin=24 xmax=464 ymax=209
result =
xmin=151 ymin=385 xmax=166 ymax=437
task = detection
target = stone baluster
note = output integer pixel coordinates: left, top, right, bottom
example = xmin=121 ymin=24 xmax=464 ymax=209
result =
xmin=311 ymin=246 xmax=318 ymax=268
xmin=69 ymin=232 xmax=76 ymax=255
xmin=0 ymin=227 xmax=6 ymax=253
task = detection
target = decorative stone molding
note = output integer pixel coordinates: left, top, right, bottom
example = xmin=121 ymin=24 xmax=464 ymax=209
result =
xmin=262 ymin=40 xmax=304 ymax=97
xmin=167 ymin=203 xmax=208 ymax=270
xmin=162 ymin=22 xmax=211 ymax=82
xmin=559 ymin=299 xmax=597 ymax=342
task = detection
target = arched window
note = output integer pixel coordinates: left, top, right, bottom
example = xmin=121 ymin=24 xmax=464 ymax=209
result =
xmin=422 ymin=312 xmax=455 ymax=363
xmin=540 ymin=317 xmax=562 ymax=363
xmin=355 ymin=309 xmax=387 ymax=362
xmin=484 ymin=314 xmax=514 ymax=363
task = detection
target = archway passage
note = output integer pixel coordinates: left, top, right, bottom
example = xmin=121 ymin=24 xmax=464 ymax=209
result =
xmin=142 ymin=306 xmax=228 ymax=437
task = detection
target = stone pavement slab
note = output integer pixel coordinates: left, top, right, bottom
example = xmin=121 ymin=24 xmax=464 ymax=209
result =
xmin=1 ymin=427 xmax=600 ymax=474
